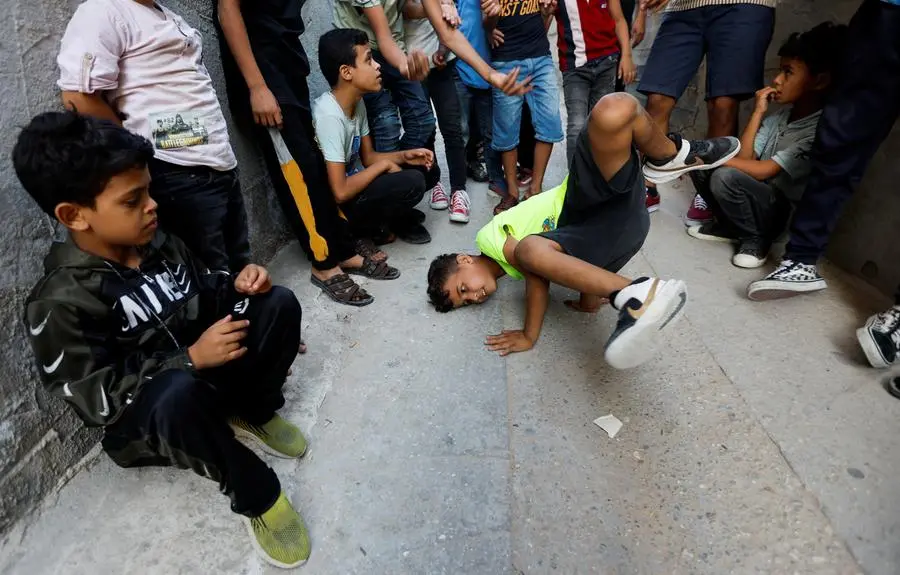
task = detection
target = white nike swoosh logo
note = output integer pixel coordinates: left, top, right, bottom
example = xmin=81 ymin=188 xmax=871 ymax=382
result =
xmin=30 ymin=311 xmax=52 ymax=336
xmin=63 ymin=382 xmax=73 ymax=397
xmin=98 ymin=387 xmax=110 ymax=417
xmin=43 ymin=351 xmax=65 ymax=374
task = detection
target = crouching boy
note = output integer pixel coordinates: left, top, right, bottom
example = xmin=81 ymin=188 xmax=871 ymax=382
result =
xmin=15 ymin=112 xmax=310 ymax=569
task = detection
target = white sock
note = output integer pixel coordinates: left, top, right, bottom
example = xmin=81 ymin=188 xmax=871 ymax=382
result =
xmin=613 ymin=277 xmax=655 ymax=309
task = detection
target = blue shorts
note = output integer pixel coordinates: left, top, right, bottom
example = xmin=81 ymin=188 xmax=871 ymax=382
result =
xmin=638 ymin=4 xmax=775 ymax=101
xmin=491 ymin=55 xmax=564 ymax=151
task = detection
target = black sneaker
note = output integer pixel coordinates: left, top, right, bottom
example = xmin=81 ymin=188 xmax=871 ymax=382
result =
xmin=732 ymin=240 xmax=769 ymax=269
xmin=686 ymin=222 xmax=737 ymax=243
xmin=395 ymin=222 xmax=431 ymax=245
xmin=604 ymin=277 xmax=688 ymax=369
xmin=857 ymin=306 xmax=900 ymax=368
xmin=643 ymin=134 xmax=741 ymax=185
xmin=467 ymin=160 xmax=488 ymax=183
xmin=747 ymin=259 xmax=827 ymax=301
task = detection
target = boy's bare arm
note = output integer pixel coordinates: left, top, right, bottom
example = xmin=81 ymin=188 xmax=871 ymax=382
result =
xmin=362 ymin=5 xmax=430 ymax=80
xmin=218 ymin=0 xmax=283 ymax=128
xmin=360 ymin=135 xmax=434 ymax=169
xmin=61 ymin=92 xmax=121 ymax=125
xmin=723 ymin=157 xmax=782 ymax=181
xmin=608 ymin=0 xmax=636 ymax=84
xmin=325 ymin=159 xmax=396 ymax=204
xmin=737 ymin=87 xmax=777 ymax=160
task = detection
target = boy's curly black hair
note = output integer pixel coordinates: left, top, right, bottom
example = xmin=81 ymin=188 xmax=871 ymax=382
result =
xmin=778 ymin=22 xmax=849 ymax=77
xmin=427 ymin=254 xmax=459 ymax=313
xmin=12 ymin=110 xmax=154 ymax=216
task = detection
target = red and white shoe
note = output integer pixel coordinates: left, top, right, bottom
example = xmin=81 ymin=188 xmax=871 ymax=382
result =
xmin=645 ymin=188 xmax=660 ymax=213
xmin=449 ymin=190 xmax=471 ymax=223
xmin=429 ymin=182 xmax=449 ymax=210
xmin=685 ymin=193 xmax=713 ymax=225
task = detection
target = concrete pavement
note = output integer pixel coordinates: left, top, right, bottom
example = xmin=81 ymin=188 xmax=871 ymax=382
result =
xmin=1 ymin=144 xmax=897 ymax=574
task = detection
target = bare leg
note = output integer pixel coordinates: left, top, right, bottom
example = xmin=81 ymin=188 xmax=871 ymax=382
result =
xmin=526 ymin=141 xmax=554 ymax=199
xmin=707 ymin=96 xmax=739 ymax=137
xmin=586 ymin=93 xmax=678 ymax=181
xmin=645 ymin=93 xmax=676 ymax=135
xmin=514 ymin=235 xmax=631 ymax=297
xmin=502 ymin=148 xmax=519 ymax=198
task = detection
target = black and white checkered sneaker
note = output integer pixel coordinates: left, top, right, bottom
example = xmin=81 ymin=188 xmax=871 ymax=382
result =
xmin=747 ymin=259 xmax=827 ymax=301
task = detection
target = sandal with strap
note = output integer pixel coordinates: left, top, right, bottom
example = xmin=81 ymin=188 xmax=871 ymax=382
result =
xmin=310 ymin=273 xmax=374 ymax=307
xmin=345 ymin=257 xmax=401 ymax=280
xmin=355 ymin=238 xmax=388 ymax=262
xmin=493 ymin=194 xmax=519 ymax=215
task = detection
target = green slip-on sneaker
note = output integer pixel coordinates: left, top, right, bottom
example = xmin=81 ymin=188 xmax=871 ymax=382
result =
xmin=244 ymin=491 xmax=311 ymax=568
xmin=230 ymin=414 xmax=308 ymax=459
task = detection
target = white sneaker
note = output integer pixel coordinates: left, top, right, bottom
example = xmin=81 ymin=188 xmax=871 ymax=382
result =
xmin=643 ymin=134 xmax=741 ymax=185
xmin=732 ymin=244 xmax=768 ymax=269
xmin=747 ymin=259 xmax=826 ymax=301
xmin=604 ymin=277 xmax=688 ymax=369
xmin=429 ymin=182 xmax=449 ymax=210
xmin=449 ymin=190 xmax=470 ymax=223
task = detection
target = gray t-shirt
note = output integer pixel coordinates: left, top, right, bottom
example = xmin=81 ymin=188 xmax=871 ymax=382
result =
xmin=753 ymin=107 xmax=821 ymax=202
xmin=334 ymin=0 xmax=406 ymax=51
xmin=312 ymin=92 xmax=370 ymax=176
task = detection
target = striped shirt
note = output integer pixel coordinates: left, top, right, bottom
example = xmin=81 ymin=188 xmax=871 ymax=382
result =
xmin=666 ymin=0 xmax=777 ymax=11
xmin=555 ymin=0 xmax=619 ymax=72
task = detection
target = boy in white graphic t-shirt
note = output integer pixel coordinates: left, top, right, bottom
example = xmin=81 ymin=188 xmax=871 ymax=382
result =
xmin=57 ymin=0 xmax=250 ymax=274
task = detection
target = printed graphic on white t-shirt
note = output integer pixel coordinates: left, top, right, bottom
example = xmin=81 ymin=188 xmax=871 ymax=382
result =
xmin=150 ymin=112 xmax=210 ymax=150
xmin=347 ymin=135 xmax=362 ymax=176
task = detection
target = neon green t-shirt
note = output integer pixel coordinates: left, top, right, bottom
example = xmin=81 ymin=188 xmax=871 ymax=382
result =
xmin=475 ymin=178 xmax=567 ymax=280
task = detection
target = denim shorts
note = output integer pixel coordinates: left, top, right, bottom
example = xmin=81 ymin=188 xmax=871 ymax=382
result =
xmin=638 ymin=4 xmax=774 ymax=101
xmin=491 ymin=55 xmax=564 ymax=151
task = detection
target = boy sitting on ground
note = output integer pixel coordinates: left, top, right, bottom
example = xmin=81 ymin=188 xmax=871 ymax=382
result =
xmin=686 ymin=22 xmax=848 ymax=269
xmin=427 ymin=93 xmax=741 ymax=368
xmin=16 ymin=112 xmax=310 ymax=569
xmin=313 ymin=29 xmax=436 ymax=255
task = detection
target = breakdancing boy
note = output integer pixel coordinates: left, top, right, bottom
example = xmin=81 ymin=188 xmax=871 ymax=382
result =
xmin=16 ymin=111 xmax=310 ymax=568
xmin=427 ymin=93 xmax=740 ymax=368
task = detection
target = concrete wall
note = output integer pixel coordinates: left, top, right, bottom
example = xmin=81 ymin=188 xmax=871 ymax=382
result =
xmin=637 ymin=0 xmax=900 ymax=295
xmin=0 ymin=0 xmax=333 ymax=535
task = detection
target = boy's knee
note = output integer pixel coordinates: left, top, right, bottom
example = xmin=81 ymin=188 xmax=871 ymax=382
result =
xmin=264 ymin=286 xmax=303 ymax=334
xmin=707 ymin=97 xmax=738 ymax=123
xmin=589 ymin=93 xmax=639 ymax=134
xmin=153 ymin=371 xmax=214 ymax=422
xmin=709 ymin=166 xmax=746 ymax=199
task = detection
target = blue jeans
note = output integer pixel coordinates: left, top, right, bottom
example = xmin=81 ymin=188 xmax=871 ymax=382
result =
xmin=363 ymin=50 xmax=439 ymax=188
xmin=491 ymin=55 xmax=564 ymax=151
xmin=456 ymin=77 xmax=506 ymax=193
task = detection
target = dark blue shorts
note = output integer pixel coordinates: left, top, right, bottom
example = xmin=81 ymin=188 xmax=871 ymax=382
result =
xmin=638 ymin=4 xmax=775 ymax=101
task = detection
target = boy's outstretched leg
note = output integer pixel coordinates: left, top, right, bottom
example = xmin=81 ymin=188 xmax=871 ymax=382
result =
xmin=587 ymin=93 xmax=741 ymax=185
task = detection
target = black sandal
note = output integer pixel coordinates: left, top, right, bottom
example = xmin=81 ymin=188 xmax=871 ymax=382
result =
xmin=310 ymin=273 xmax=374 ymax=307
xmin=345 ymin=257 xmax=401 ymax=280
xmin=355 ymin=238 xmax=388 ymax=262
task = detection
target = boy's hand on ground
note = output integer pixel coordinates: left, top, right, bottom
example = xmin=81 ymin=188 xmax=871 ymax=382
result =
xmin=564 ymin=296 xmax=609 ymax=313
xmin=754 ymin=86 xmax=777 ymax=114
xmin=489 ymin=67 xmax=533 ymax=96
xmin=481 ymin=0 xmax=501 ymax=18
xmin=250 ymin=85 xmax=283 ymax=129
xmin=235 ymin=264 xmax=272 ymax=295
xmin=403 ymin=50 xmax=431 ymax=81
xmin=618 ymin=55 xmax=637 ymax=85
xmin=402 ymin=148 xmax=434 ymax=168
xmin=188 ymin=315 xmax=249 ymax=370
xmin=485 ymin=330 xmax=534 ymax=356
xmin=490 ymin=28 xmax=505 ymax=49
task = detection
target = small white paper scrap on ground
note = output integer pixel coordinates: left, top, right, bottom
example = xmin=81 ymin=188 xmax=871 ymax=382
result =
xmin=593 ymin=414 xmax=623 ymax=438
